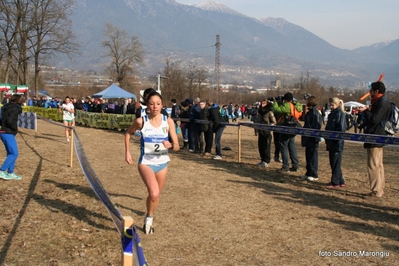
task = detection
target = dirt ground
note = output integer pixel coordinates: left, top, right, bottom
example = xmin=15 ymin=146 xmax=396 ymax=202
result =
xmin=0 ymin=118 xmax=399 ymax=266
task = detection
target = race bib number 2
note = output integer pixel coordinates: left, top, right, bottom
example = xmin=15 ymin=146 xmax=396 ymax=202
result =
xmin=144 ymin=138 xmax=168 ymax=155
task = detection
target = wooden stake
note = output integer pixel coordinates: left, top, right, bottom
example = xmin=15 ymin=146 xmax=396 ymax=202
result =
xmin=122 ymin=216 xmax=134 ymax=266
xmin=70 ymin=129 xmax=74 ymax=168
xmin=238 ymin=125 xmax=242 ymax=163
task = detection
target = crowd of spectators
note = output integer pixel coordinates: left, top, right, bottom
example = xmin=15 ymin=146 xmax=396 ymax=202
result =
xmin=26 ymin=95 xmax=138 ymax=115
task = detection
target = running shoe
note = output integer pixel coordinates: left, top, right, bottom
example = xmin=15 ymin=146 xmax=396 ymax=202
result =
xmin=307 ymin=176 xmax=319 ymax=181
xmin=213 ymin=155 xmax=222 ymax=160
xmin=0 ymin=171 xmax=11 ymax=180
xmin=257 ymin=161 xmax=267 ymax=167
xmin=7 ymin=172 xmax=22 ymax=180
xmin=143 ymin=216 xmax=154 ymax=235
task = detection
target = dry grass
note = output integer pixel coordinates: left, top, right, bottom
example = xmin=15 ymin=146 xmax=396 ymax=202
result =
xmin=0 ymin=119 xmax=398 ymax=266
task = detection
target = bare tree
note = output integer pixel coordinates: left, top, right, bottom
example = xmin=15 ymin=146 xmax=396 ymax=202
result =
xmin=196 ymin=67 xmax=208 ymax=99
xmin=0 ymin=0 xmax=20 ymax=84
xmin=28 ymin=0 xmax=78 ymax=96
xmin=102 ymin=23 xmax=143 ymax=88
xmin=161 ymin=58 xmax=187 ymax=102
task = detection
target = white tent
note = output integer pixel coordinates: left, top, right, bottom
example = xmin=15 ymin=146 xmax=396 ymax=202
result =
xmin=344 ymin=101 xmax=365 ymax=108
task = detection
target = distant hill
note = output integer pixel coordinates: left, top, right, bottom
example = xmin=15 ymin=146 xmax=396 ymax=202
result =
xmin=59 ymin=0 xmax=399 ymax=87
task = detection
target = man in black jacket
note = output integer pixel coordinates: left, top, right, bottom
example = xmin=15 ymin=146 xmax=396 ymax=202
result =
xmin=207 ymin=100 xmax=225 ymax=160
xmin=358 ymin=81 xmax=391 ymax=198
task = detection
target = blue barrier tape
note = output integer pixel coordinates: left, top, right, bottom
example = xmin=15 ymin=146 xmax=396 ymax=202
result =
xmin=173 ymin=118 xmax=239 ymax=127
xmin=240 ymin=122 xmax=399 ymax=145
xmin=132 ymin=226 xmax=149 ymax=266
xmin=173 ymin=117 xmax=399 ymax=145
xmin=38 ymin=115 xmax=125 ymax=232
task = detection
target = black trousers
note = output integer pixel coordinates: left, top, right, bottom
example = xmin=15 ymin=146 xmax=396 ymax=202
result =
xmin=329 ymin=151 xmax=345 ymax=185
xmin=204 ymin=128 xmax=213 ymax=153
xmin=305 ymin=146 xmax=319 ymax=178
xmin=258 ymin=133 xmax=272 ymax=163
xmin=273 ymin=132 xmax=281 ymax=159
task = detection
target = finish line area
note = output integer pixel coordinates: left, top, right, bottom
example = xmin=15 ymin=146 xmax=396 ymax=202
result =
xmin=22 ymin=116 xmax=398 ymax=265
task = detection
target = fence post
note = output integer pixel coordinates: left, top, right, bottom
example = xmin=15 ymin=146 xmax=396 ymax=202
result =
xmin=238 ymin=124 xmax=242 ymax=163
xmin=122 ymin=216 xmax=134 ymax=266
xmin=70 ymin=129 xmax=74 ymax=168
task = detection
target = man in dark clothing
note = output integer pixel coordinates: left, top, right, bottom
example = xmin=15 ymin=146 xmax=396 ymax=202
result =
xmin=358 ymin=81 xmax=391 ymax=198
xmin=36 ymin=96 xmax=46 ymax=107
xmin=301 ymin=96 xmax=323 ymax=181
xmin=256 ymin=99 xmax=276 ymax=167
xmin=126 ymin=99 xmax=136 ymax=115
xmin=191 ymin=98 xmax=202 ymax=153
xmin=185 ymin=98 xmax=195 ymax=152
xmin=171 ymin=98 xmax=180 ymax=119
xmin=207 ymin=100 xmax=225 ymax=160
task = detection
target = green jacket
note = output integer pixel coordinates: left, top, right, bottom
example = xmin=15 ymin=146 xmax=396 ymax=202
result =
xmin=273 ymin=101 xmax=303 ymax=125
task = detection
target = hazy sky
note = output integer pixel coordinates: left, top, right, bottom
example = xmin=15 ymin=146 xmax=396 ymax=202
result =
xmin=176 ymin=0 xmax=399 ymax=50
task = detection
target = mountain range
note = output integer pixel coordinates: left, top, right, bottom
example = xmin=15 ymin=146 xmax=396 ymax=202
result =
xmin=63 ymin=0 xmax=399 ymax=88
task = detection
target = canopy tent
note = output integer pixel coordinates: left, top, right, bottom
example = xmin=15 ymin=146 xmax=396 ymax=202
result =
xmin=0 ymin=83 xmax=11 ymax=92
xmin=0 ymin=84 xmax=29 ymax=93
xmin=92 ymin=84 xmax=136 ymax=99
xmin=16 ymin=85 xmax=29 ymax=93
xmin=344 ymin=101 xmax=365 ymax=108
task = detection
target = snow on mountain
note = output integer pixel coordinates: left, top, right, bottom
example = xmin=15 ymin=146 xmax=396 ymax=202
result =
xmin=354 ymin=39 xmax=398 ymax=53
xmin=195 ymin=0 xmax=244 ymax=16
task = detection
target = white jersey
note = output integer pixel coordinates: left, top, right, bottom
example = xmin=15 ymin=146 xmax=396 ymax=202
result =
xmin=139 ymin=114 xmax=170 ymax=165
xmin=62 ymin=103 xmax=74 ymax=121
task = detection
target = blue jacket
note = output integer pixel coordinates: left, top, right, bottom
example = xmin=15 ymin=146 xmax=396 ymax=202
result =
xmin=325 ymin=108 xmax=346 ymax=152
xmin=301 ymin=107 xmax=322 ymax=147
xmin=190 ymin=104 xmax=202 ymax=132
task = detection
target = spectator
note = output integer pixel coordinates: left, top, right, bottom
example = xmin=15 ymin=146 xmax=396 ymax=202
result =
xmin=256 ymin=99 xmax=276 ymax=167
xmin=199 ymin=100 xmax=210 ymax=155
xmin=301 ymin=96 xmax=323 ymax=181
xmin=100 ymin=98 xmax=108 ymax=113
xmin=0 ymin=94 xmax=24 ymax=180
xmin=221 ymin=105 xmax=229 ymax=123
xmin=27 ymin=96 xmax=36 ymax=106
xmin=357 ymin=81 xmax=391 ymax=197
xmin=325 ymin=97 xmax=347 ymax=188
xmin=191 ymin=97 xmax=202 ymax=153
xmin=115 ymin=101 xmax=123 ymax=114
xmin=250 ymin=103 xmax=259 ymax=136
xmin=208 ymin=100 xmax=226 ymax=160
xmin=273 ymin=92 xmax=302 ymax=173
xmin=83 ymin=97 xmax=90 ymax=112
xmin=106 ymin=102 xmax=116 ymax=113
xmin=170 ymin=98 xmax=180 ymax=119
xmin=228 ymin=102 xmax=234 ymax=122
xmin=37 ymin=96 xmax=46 ymax=107
xmin=89 ymin=98 xmax=97 ymax=112
xmin=179 ymin=101 xmax=190 ymax=150
xmin=357 ymin=109 xmax=366 ymax=133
